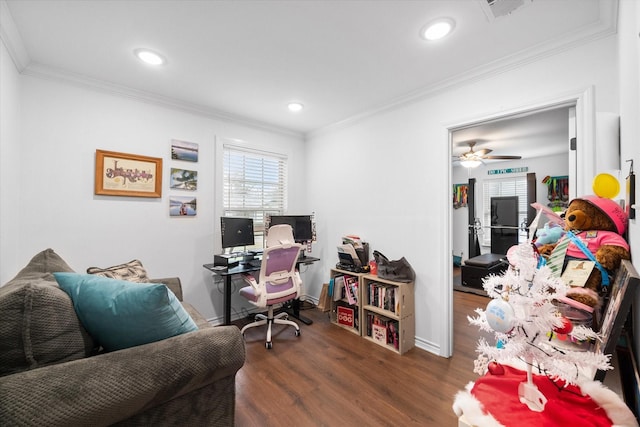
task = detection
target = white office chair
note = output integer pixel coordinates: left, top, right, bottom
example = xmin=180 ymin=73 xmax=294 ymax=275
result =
xmin=239 ymin=225 xmax=303 ymax=349
xmin=265 ymin=223 xmax=296 ymax=247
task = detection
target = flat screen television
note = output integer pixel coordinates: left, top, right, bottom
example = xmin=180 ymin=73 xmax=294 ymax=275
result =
xmin=220 ymin=217 xmax=255 ymax=249
xmin=268 ymin=215 xmax=313 ymax=243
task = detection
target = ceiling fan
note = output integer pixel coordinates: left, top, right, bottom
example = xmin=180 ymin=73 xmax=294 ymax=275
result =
xmin=455 ymin=141 xmax=522 ymax=168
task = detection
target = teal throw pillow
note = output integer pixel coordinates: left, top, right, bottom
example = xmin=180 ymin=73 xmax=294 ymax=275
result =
xmin=54 ymin=273 xmax=198 ymax=351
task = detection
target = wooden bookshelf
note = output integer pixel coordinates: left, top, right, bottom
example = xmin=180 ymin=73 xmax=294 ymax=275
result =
xmin=329 ymin=268 xmax=365 ymax=335
xmin=361 ymin=274 xmax=415 ymax=355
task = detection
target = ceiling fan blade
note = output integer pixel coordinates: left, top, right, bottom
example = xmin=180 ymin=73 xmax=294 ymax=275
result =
xmin=460 ymin=155 xmax=483 ymax=163
xmin=482 ymin=155 xmax=522 ymax=160
xmin=475 ymin=148 xmax=492 ymax=156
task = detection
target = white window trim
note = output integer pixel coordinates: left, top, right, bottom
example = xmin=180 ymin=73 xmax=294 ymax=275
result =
xmin=222 ymin=144 xmax=288 ymax=247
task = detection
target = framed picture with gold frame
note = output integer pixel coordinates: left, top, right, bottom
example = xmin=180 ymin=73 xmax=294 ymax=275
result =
xmin=95 ymin=149 xmax=162 ymax=198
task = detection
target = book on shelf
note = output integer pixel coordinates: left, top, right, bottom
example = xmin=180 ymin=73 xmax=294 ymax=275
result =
xmin=344 ymin=275 xmax=358 ymax=305
xmin=337 ymin=305 xmax=355 ymax=328
xmin=368 ymin=281 xmax=399 ymax=315
xmin=387 ymin=320 xmax=399 ymax=350
xmin=372 ymin=324 xmax=387 ymax=344
xmin=366 ymin=312 xmax=400 ymax=349
xmin=333 ymin=275 xmax=345 ymax=302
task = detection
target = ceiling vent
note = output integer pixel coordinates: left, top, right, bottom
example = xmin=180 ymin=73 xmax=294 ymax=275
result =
xmin=478 ymin=0 xmax=532 ymax=21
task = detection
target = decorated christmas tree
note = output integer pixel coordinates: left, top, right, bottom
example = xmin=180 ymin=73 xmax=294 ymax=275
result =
xmin=468 ymin=242 xmax=611 ymax=411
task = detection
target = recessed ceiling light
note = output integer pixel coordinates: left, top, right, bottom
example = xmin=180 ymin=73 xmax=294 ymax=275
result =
xmin=134 ymin=48 xmax=166 ymax=66
xmin=288 ymin=102 xmax=304 ymax=112
xmin=420 ymin=18 xmax=455 ymax=41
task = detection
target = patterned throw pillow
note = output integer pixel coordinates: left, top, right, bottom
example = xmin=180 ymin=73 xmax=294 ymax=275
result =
xmin=86 ymin=259 xmax=150 ymax=283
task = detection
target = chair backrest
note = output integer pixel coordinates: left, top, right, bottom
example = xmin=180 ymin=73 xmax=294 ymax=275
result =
xmin=254 ymin=242 xmax=302 ymax=305
xmin=266 ymin=224 xmax=296 ymax=248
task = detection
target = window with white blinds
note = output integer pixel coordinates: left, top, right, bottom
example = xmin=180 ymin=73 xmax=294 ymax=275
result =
xmin=482 ymin=177 xmax=528 ymax=246
xmin=223 ymin=145 xmax=288 ymax=243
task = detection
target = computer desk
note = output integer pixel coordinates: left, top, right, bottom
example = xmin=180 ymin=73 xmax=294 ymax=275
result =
xmin=203 ymin=255 xmax=320 ymax=326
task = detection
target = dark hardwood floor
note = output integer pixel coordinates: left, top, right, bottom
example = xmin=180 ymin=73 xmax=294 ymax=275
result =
xmin=232 ymin=290 xmax=491 ymax=426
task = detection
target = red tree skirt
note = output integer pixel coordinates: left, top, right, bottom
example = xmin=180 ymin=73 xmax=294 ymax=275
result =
xmin=453 ymin=365 xmax=638 ymax=427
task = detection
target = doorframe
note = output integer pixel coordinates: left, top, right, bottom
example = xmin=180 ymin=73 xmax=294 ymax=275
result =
xmin=441 ymin=86 xmax=595 ymax=357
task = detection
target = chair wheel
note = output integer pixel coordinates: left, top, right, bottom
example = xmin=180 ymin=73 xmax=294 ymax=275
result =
xmin=295 ymin=329 xmax=301 ymax=337
xmin=266 ymin=342 xmax=273 ymax=349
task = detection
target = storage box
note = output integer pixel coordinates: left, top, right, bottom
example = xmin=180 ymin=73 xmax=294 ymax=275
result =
xmin=461 ymin=254 xmax=508 ymax=289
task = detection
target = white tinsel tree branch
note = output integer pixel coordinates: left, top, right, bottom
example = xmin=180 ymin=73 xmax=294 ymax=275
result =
xmin=469 ymin=243 xmax=612 ymax=386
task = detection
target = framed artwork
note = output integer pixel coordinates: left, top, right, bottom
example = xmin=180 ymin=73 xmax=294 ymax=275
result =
xmin=594 ymin=260 xmax=639 ymax=381
xmin=95 ymin=150 xmax=162 ymax=198
xmin=170 ymin=168 xmax=198 ymax=191
xmin=171 ymin=139 xmax=199 ymax=162
xmin=453 ymin=184 xmax=468 ymax=209
xmin=170 ymin=196 xmax=197 ymax=217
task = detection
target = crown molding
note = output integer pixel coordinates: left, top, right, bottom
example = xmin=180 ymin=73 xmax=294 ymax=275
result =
xmin=0 ymin=0 xmax=304 ymax=138
xmin=0 ymin=0 xmax=30 ymax=71
xmin=0 ymin=0 xmax=300 ymax=138
xmin=307 ymin=0 xmax=619 ymax=139
xmin=22 ymin=62 xmax=303 ymax=138
xmin=1 ymin=0 xmax=618 ymax=141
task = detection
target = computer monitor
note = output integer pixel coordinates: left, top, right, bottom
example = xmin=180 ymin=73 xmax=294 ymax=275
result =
xmin=268 ymin=215 xmax=313 ymax=243
xmin=220 ymin=217 xmax=255 ymax=249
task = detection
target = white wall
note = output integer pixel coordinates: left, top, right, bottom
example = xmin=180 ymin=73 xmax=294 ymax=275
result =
xmin=306 ymin=35 xmax=619 ymax=356
xmin=0 ymin=67 xmax=306 ymax=323
xmin=618 ymin=0 xmax=640 ymax=362
xmin=0 ymin=40 xmax=21 ymax=282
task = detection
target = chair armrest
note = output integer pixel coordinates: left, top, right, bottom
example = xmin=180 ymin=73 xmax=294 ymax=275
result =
xmin=150 ymin=276 xmax=183 ymax=301
xmin=0 ymin=326 xmax=245 ymax=427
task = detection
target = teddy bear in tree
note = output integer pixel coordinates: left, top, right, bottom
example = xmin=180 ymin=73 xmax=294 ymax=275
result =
xmin=538 ymin=195 xmax=630 ymax=309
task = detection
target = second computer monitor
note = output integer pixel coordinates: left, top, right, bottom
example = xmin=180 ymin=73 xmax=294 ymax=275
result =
xmin=269 ymin=215 xmax=313 ymax=243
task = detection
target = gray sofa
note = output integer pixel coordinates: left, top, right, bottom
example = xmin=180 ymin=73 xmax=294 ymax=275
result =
xmin=0 ymin=249 xmax=246 ymax=426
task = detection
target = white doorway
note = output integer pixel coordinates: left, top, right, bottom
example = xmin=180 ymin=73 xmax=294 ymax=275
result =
xmin=442 ymin=87 xmax=596 ymax=357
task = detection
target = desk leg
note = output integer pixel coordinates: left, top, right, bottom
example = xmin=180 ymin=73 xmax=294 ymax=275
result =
xmin=224 ymin=276 xmax=232 ymax=325
xmin=287 ymin=299 xmax=313 ymax=325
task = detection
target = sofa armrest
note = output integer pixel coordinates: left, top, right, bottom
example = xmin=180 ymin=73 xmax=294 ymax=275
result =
xmin=150 ymin=276 xmax=183 ymax=301
xmin=0 ymin=326 xmax=245 ymax=427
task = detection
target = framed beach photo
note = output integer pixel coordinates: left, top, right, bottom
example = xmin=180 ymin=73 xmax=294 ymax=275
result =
xmin=95 ymin=150 xmax=162 ymax=198
xmin=171 ymin=139 xmax=199 ymax=162
xmin=169 ymin=195 xmax=197 ymax=217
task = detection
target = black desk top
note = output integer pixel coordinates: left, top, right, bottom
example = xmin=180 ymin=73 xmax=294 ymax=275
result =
xmin=203 ymin=262 xmax=259 ymax=276
xmin=203 ymin=256 xmax=320 ymax=276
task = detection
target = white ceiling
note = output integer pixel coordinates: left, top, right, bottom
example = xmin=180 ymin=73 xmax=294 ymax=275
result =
xmin=451 ymin=105 xmax=572 ymax=165
xmin=2 ymin=0 xmax=615 ymax=138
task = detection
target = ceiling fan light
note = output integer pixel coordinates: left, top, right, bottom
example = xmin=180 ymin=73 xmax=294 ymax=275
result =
xmin=460 ymin=159 xmax=482 ymax=168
